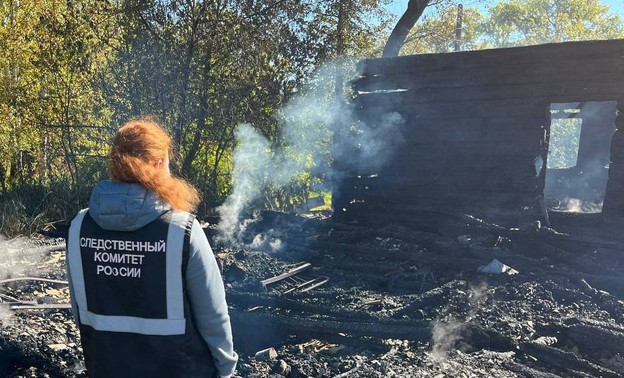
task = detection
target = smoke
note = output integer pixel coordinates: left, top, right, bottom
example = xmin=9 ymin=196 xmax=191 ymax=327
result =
xmin=250 ymin=232 xmax=283 ymax=253
xmin=429 ymin=283 xmax=489 ymax=362
xmin=554 ymin=197 xmax=603 ymax=213
xmin=0 ymin=305 xmax=14 ymax=326
xmin=215 ymin=126 xmax=272 ymax=245
xmin=0 ymin=235 xmax=47 ymax=279
xmin=430 ymin=320 xmax=465 ymax=361
xmin=544 ymin=101 xmax=616 ymax=213
xmin=217 ymin=61 xmax=404 ymax=246
xmin=0 ymin=235 xmax=49 ymax=326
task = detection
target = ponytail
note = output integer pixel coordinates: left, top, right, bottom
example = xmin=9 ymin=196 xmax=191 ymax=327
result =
xmin=109 ymin=120 xmax=200 ymax=212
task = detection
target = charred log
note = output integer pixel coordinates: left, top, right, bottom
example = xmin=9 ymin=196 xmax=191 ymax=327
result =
xmin=519 ymin=342 xmax=620 ymax=378
xmin=231 ymin=311 xmax=432 ymax=342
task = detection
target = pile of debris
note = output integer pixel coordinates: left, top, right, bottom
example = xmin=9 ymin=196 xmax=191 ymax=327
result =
xmin=1 ymin=211 xmax=623 ymax=377
xmin=0 ymin=238 xmax=83 ymax=377
xmin=220 ymin=211 xmax=624 ymax=377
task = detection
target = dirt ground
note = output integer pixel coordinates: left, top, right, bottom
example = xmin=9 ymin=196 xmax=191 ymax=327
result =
xmin=1 ymin=211 xmax=623 ymax=377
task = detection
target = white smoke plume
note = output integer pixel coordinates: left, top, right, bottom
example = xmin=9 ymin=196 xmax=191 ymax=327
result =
xmin=0 ymin=235 xmax=51 ymax=325
xmin=0 ymin=235 xmax=48 ymax=279
xmin=429 ymin=283 xmax=489 ymax=362
xmin=217 ymin=61 xmax=404 ymax=245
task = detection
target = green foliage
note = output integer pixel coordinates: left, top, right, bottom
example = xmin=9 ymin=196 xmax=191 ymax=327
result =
xmin=2 ymin=0 xmax=624 ymax=233
xmin=548 ymin=118 xmax=583 ymax=169
xmin=402 ymin=5 xmax=487 ymax=54
xmin=483 ymin=0 xmax=624 ymax=47
xmin=0 ymin=0 xmax=390 ymax=231
xmin=402 ymin=0 xmax=624 ymax=54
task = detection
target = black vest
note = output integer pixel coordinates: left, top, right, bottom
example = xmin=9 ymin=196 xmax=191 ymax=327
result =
xmin=67 ymin=210 xmax=217 ymax=378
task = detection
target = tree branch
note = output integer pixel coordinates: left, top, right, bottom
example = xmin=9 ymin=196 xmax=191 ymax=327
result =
xmin=382 ymin=0 xmax=431 ymax=58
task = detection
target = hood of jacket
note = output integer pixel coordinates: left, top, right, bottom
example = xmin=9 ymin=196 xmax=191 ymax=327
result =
xmin=88 ymin=180 xmax=170 ymax=232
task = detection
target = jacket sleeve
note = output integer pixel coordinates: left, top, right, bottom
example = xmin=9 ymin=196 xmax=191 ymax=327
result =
xmin=66 ymin=261 xmax=80 ymax=326
xmin=185 ymin=219 xmax=238 ymax=377
xmin=66 ymin=214 xmax=81 ymax=327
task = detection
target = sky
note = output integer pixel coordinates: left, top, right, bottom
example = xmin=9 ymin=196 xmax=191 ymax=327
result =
xmin=385 ymin=0 xmax=624 ymax=18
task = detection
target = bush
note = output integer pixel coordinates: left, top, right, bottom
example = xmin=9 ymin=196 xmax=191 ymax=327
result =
xmin=0 ymin=181 xmax=89 ymax=237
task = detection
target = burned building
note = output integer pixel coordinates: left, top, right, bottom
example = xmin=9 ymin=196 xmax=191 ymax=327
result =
xmin=3 ymin=40 xmax=624 ymax=378
xmin=334 ymin=39 xmax=624 ymax=229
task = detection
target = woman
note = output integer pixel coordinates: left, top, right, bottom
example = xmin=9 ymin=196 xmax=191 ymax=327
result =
xmin=66 ymin=119 xmax=238 ymax=378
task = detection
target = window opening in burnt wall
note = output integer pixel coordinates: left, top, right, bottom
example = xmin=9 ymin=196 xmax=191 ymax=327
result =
xmin=544 ymin=101 xmax=616 ymax=213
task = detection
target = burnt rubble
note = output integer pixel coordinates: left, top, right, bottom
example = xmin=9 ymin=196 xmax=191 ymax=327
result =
xmin=1 ymin=211 xmax=624 ymax=377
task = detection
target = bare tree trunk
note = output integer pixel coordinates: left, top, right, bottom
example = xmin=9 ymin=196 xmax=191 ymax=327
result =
xmin=181 ymin=48 xmax=212 ymax=175
xmin=334 ymin=0 xmax=350 ymax=99
xmin=0 ymin=162 xmax=6 ymax=195
xmin=208 ymin=128 xmax=232 ymax=200
xmin=173 ymin=35 xmax=196 ymax=157
xmin=382 ymin=0 xmax=431 ymax=58
xmin=173 ymin=2 xmax=208 ymax=162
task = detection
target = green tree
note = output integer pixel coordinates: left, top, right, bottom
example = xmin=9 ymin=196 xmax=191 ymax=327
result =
xmin=401 ymin=4 xmax=486 ymax=54
xmin=0 ymin=1 xmax=114 ymax=193
xmin=0 ymin=0 xmax=392 ymax=232
xmin=482 ymin=0 xmax=624 ymax=47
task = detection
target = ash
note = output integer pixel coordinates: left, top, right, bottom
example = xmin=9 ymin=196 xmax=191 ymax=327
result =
xmin=2 ymin=212 xmax=624 ymax=377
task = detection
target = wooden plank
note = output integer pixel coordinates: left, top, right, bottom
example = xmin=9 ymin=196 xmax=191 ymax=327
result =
xmin=338 ymin=211 xmax=535 ymax=230
xmin=342 ymin=173 xmax=536 ymax=192
xmin=261 ymin=263 xmax=311 ymax=286
xmin=366 ymin=164 xmax=536 ymax=180
xmin=337 ymin=196 xmax=538 ymax=209
xmin=339 ymin=172 xmax=538 ymax=193
xmin=391 ymin=142 xmax=539 ymax=158
xmin=0 ymin=277 xmax=68 ymax=285
xmin=390 ymin=156 xmax=539 ymax=169
xmin=346 ymin=200 xmax=538 ymax=216
xmin=342 ymin=184 xmax=536 ymax=198
xmin=354 ymin=98 xmax=549 ymax=122
xmin=340 ymin=202 xmax=537 ymax=217
xmin=394 ymin=136 xmax=541 ymax=152
xmin=353 ymin=173 xmax=537 ymax=188
xmin=354 ymin=82 xmax=624 ymax=105
xmin=603 ymin=185 xmax=624 ymax=214
xmin=354 ymin=57 xmax=624 ymax=93
xmin=396 ymin=134 xmax=540 ymax=146
xmin=608 ymin=161 xmax=624 ymax=180
xmin=358 ymin=39 xmax=624 ymax=76
xmin=392 ymin=118 xmax=545 ymax=134
xmin=609 ymin=130 xmax=624 ymax=162
xmin=354 ymin=116 xmax=544 ymax=136
xmin=374 ymin=166 xmax=537 ymax=183
xmin=341 ymin=194 xmax=537 ymax=212
xmin=387 ymin=124 xmax=543 ymax=145
xmin=9 ymin=303 xmax=72 ymax=310
xmin=604 ymin=169 xmax=624 ymax=196
xmin=342 ymin=169 xmax=537 ymax=186
xmin=616 ymin=106 xmax=624 ymax=130
xmin=350 ymin=161 xmax=536 ymax=178
xmin=340 ymin=185 xmax=537 ymax=198
xmin=341 ymin=170 xmax=536 ymax=190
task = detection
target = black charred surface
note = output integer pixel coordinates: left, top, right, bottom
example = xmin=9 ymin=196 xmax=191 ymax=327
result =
xmin=219 ymin=211 xmax=624 ymax=377
xmin=3 ymin=211 xmax=624 ymax=377
xmin=336 ymin=39 xmax=624 ymax=228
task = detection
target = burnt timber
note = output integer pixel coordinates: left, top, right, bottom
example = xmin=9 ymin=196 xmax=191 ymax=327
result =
xmin=334 ymin=39 xmax=624 ymax=227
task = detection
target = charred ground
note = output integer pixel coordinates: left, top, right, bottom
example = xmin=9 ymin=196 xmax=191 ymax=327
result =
xmin=1 ymin=210 xmax=623 ymax=377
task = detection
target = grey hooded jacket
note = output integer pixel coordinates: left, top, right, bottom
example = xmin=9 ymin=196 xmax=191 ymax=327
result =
xmin=68 ymin=180 xmax=238 ymax=377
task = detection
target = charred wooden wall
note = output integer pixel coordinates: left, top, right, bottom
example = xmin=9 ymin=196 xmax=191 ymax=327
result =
xmin=334 ymin=39 xmax=624 ymax=227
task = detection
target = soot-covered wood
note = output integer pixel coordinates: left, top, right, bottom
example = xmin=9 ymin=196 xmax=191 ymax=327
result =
xmin=337 ymin=40 xmax=624 ymax=226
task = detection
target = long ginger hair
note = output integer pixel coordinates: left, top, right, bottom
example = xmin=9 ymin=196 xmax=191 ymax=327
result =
xmin=109 ymin=120 xmax=200 ymax=212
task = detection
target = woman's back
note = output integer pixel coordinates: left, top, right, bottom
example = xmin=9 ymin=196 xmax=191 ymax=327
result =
xmin=66 ymin=121 xmax=237 ymax=378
